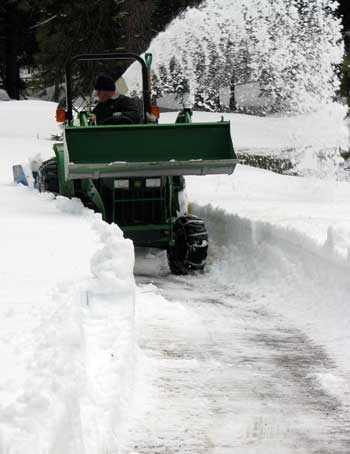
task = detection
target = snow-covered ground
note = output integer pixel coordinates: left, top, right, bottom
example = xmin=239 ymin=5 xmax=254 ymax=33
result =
xmin=1 ymin=100 xmax=350 ymax=452
xmin=0 ymin=101 xmax=136 ymax=452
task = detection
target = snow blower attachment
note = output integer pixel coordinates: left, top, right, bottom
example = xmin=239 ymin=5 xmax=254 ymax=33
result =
xmin=36 ymin=53 xmax=238 ymax=274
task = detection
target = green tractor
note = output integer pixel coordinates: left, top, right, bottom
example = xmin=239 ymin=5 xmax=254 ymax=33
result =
xmin=37 ymin=53 xmax=238 ymax=275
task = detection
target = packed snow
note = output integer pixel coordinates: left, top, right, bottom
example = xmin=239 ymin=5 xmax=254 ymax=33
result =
xmin=1 ymin=100 xmax=350 ymax=452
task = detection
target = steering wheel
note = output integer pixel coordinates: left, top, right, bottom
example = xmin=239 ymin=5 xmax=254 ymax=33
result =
xmin=99 ymin=115 xmax=135 ymax=125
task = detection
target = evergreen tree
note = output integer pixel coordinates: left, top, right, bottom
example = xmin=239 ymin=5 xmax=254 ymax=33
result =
xmin=152 ymin=0 xmax=203 ymax=34
xmin=33 ymin=0 xmax=128 ymax=99
xmin=0 ymin=0 xmax=205 ymax=99
xmin=0 ymin=0 xmax=39 ymax=99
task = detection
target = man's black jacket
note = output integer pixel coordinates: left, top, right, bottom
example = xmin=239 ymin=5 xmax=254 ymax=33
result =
xmin=92 ymin=95 xmax=142 ymax=125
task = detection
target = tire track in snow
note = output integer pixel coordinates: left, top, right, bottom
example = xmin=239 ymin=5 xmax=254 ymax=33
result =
xmin=123 ymin=273 xmax=350 ymax=453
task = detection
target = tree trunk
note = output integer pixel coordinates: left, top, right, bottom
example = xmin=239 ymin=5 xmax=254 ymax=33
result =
xmin=0 ymin=13 xmax=5 ymax=85
xmin=5 ymin=3 xmax=20 ymax=99
xmin=229 ymin=72 xmax=236 ymax=111
xmin=123 ymin=0 xmax=153 ymax=55
xmin=116 ymin=0 xmax=204 ymax=75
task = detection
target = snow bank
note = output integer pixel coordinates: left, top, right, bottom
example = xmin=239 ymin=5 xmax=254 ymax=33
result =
xmin=0 ymin=101 xmax=60 ymax=185
xmin=187 ymin=165 xmax=350 ymax=257
xmin=77 ymin=206 xmax=136 ymax=454
xmin=0 ymin=100 xmax=60 ymax=140
xmin=185 ymin=164 xmax=350 ymax=375
xmin=0 ymin=99 xmax=138 ymax=453
xmin=0 ymin=189 xmax=136 ymax=453
xmin=194 ymin=201 xmax=350 ymax=374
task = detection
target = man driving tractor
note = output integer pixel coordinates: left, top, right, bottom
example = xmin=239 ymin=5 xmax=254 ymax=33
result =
xmin=90 ymin=75 xmax=142 ymax=125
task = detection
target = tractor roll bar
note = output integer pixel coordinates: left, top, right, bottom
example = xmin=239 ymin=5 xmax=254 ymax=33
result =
xmin=65 ymin=53 xmax=152 ymax=125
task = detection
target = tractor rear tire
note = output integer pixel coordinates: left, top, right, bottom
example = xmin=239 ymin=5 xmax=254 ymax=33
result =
xmin=167 ymin=215 xmax=208 ymax=275
xmin=38 ymin=157 xmax=59 ymax=194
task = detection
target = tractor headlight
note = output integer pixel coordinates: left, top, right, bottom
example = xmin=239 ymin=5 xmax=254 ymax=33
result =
xmin=146 ymin=178 xmax=161 ymax=188
xmin=114 ymin=179 xmax=129 ymax=189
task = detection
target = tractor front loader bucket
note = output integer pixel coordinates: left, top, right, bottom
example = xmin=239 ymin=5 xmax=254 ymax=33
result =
xmin=63 ymin=121 xmax=238 ymax=180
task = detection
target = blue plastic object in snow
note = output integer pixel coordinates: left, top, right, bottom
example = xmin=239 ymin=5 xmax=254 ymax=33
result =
xmin=12 ymin=165 xmax=29 ymax=186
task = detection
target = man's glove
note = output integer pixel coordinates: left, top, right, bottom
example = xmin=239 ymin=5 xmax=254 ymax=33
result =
xmin=88 ymin=113 xmax=97 ymax=124
xmin=112 ymin=112 xmax=123 ymax=122
xmin=146 ymin=112 xmax=157 ymax=123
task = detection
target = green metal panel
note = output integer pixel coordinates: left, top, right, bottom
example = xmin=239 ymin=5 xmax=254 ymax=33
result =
xmin=122 ymin=224 xmax=172 ymax=248
xmin=123 ymin=224 xmax=170 ymax=231
xmin=53 ymin=143 xmax=74 ymax=197
xmin=78 ymin=111 xmax=89 ymax=127
xmin=67 ymin=159 xmax=237 ymax=179
xmin=64 ymin=122 xmax=237 ymax=179
xmin=176 ymin=109 xmax=192 ymax=124
xmin=80 ymin=179 xmax=106 ymax=220
xmin=65 ymin=122 xmax=235 ymax=163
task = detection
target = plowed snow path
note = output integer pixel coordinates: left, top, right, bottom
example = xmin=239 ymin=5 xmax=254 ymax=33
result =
xmin=123 ymin=274 xmax=350 ymax=454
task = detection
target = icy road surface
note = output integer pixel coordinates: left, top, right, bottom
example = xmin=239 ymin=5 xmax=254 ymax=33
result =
xmin=122 ymin=271 xmax=350 ymax=454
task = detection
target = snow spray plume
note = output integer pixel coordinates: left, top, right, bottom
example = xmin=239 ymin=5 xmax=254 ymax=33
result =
xmin=143 ymin=0 xmax=344 ymax=114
